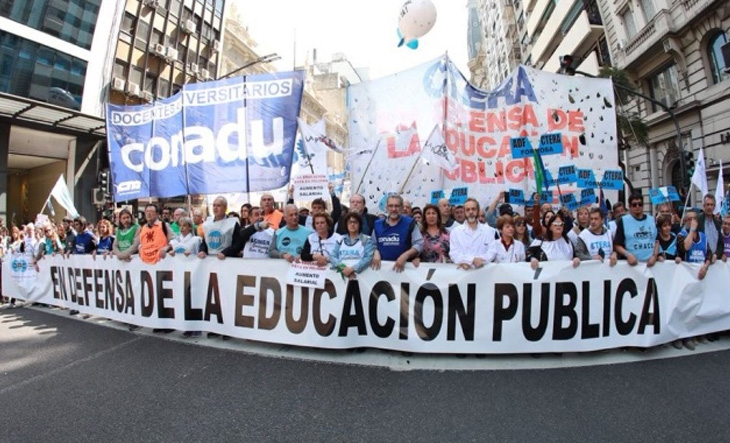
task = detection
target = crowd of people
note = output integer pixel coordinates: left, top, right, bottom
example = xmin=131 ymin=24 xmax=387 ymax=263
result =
xmin=2 ymin=185 xmax=729 ymax=350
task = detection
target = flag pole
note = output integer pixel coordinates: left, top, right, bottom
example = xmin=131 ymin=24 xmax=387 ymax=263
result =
xmin=353 ymin=139 xmax=382 ymax=196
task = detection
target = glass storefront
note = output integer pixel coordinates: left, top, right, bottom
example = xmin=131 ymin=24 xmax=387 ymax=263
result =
xmin=0 ymin=0 xmax=101 ymax=50
xmin=0 ymin=31 xmax=86 ymax=110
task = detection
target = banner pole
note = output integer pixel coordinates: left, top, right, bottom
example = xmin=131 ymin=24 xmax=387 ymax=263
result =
xmin=353 ymin=139 xmax=382 ymax=196
xmin=398 ymin=148 xmax=426 ymax=194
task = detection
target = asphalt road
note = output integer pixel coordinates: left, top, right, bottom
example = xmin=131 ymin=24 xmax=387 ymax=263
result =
xmin=2 ymin=306 xmax=730 ymax=442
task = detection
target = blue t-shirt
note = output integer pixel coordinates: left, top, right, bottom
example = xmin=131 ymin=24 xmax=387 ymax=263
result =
xmin=374 ymin=216 xmax=415 ymax=261
xmin=74 ymin=231 xmax=96 ymax=254
xmin=274 ymin=226 xmax=311 ymax=256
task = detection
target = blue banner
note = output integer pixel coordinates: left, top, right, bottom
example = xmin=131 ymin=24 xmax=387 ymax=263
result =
xmin=510 ymin=137 xmax=533 ymax=159
xmin=537 ymin=132 xmax=564 ymax=156
xmin=579 ymin=189 xmax=597 ymax=207
xmin=508 ymin=188 xmax=525 ymax=205
xmin=600 ymin=170 xmax=624 ymax=191
xmin=558 ymin=164 xmax=578 ymax=185
xmin=106 ymin=71 xmax=305 ymax=201
xmin=449 ymin=187 xmax=468 ymax=205
xmin=649 ymin=186 xmax=681 ymax=204
xmin=576 ymin=169 xmax=599 ymax=189
xmin=560 ymin=193 xmax=579 ymax=211
xmin=431 ymin=189 xmax=445 ymax=204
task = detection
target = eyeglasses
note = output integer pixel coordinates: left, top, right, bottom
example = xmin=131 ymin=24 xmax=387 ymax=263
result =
xmin=630 ymin=202 xmax=643 ymax=207
xmin=551 ymin=222 xmax=564 ymax=227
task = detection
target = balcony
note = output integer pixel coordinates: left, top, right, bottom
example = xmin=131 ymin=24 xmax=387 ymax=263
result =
xmin=543 ymin=10 xmax=604 ymax=72
xmin=613 ymin=0 xmax=714 ymax=70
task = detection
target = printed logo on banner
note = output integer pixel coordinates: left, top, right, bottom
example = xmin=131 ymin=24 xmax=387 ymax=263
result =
xmin=11 ymin=257 xmax=27 ymax=273
xmin=577 ymin=169 xmax=599 ymax=189
xmin=174 ymin=247 xmax=186 ymax=254
xmin=106 ymin=71 xmax=305 ymax=200
xmin=649 ymin=186 xmax=681 ymax=204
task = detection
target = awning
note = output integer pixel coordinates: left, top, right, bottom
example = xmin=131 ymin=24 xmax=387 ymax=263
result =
xmin=0 ymin=92 xmax=106 ymax=138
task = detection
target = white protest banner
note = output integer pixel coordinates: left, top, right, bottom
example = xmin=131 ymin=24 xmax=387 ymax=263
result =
xmin=35 ymin=214 xmax=50 ymax=227
xmin=8 ymin=252 xmax=36 ymax=289
xmin=7 ymin=256 xmax=730 ymax=354
xmin=293 ymin=175 xmax=329 ymax=201
xmin=287 ymin=261 xmax=327 ymax=289
xmin=348 ymin=58 xmax=618 ymax=209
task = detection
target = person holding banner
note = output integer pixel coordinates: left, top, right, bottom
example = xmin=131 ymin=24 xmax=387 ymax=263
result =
xmin=112 ymin=208 xmax=140 ymax=261
xmin=697 ymin=194 xmax=723 ymax=262
xmin=69 ymin=217 xmax=96 ymax=256
xmin=92 ymin=219 xmax=115 ymax=258
xmin=330 ymin=212 xmax=375 ymax=279
xmin=300 ymin=213 xmax=341 ymax=266
xmin=138 ymin=204 xmax=175 ymax=265
xmin=198 ymin=196 xmax=241 ymax=260
xmin=653 ymin=214 xmax=680 ymax=262
xmin=371 ymin=194 xmax=422 ymax=273
xmin=486 ymin=215 xmax=525 ymax=263
xmin=416 ymin=204 xmax=451 ymax=263
xmin=169 ymin=217 xmax=202 ymax=257
xmin=677 ymin=210 xmax=712 ymax=279
xmin=612 ymin=193 xmax=657 ymax=266
xmin=528 ymin=213 xmax=580 ymax=270
xmin=269 ymin=204 xmax=312 ymax=262
xmin=449 ymin=198 xmax=498 ymax=269
xmin=575 ymin=208 xmax=616 ymax=265
xmin=231 ymin=207 xmax=277 ymax=259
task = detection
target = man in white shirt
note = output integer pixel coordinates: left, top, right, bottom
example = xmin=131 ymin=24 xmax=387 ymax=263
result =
xmin=449 ymin=198 xmax=499 ymax=269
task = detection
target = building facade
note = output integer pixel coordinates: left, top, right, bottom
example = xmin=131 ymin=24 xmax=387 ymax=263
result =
xmin=0 ymin=0 xmax=125 ymax=223
xmin=599 ymin=0 xmax=730 ymax=203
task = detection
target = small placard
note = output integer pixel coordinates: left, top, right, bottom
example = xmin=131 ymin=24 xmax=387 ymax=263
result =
xmin=537 ymin=132 xmax=564 ymax=156
xmin=579 ymin=189 xmax=597 ymax=207
xmin=510 ymin=137 xmax=534 ymax=159
xmin=286 ymin=261 xmax=327 ymax=289
xmin=293 ymin=175 xmax=329 ymax=200
xmin=507 ymin=188 xmax=525 ymax=205
xmin=577 ymin=169 xmax=599 ymax=189
xmin=600 ymin=170 xmax=624 ymax=190
xmin=558 ymin=164 xmax=578 ymax=185
xmin=430 ymin=189 xmax=445 ymax=204
xmin=560 ymin=193 xmax=579 ymax=211
xmin=449 ymin=187 xmax=468 ymax=205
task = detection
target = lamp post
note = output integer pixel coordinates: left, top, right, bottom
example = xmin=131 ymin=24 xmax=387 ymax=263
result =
xmin=559 ymin=55 xmax=688 ymax=191
xmin=218 ymin=53 xmax=281 ymax=80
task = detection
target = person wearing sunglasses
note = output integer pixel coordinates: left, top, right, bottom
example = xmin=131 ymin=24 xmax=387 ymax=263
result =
xmin=612 ymin=193 xmax=657 ymax=266
xmin=527 ymin=212 xmax=580 ymax=270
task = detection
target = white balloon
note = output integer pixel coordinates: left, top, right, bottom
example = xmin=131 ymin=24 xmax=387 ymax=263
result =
xmin=398 ymin=0 xmax=437 ymax=43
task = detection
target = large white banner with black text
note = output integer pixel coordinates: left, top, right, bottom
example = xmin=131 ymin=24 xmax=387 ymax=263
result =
xmin=4 ymin=255 xmax=729 ymax=353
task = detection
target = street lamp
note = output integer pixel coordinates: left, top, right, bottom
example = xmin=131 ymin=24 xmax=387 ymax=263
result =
xmin=218 ymin=53 xmax=281 ymax=80
xmin=559 ymin=55 xmax=688 ymax=190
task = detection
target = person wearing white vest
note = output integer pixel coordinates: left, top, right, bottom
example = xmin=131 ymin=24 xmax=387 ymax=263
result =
xmin=198 ymin=196 xmax=240 ymax=260
xmin=300 ymin=213 xmax=341 ymax=266
xmin=169 ymin=217 xmax=202 ymax=256
xmin=330 ymin=212 xmax=375 ymax=279
xmin=575 ymin=207 xmax=617 ymax=266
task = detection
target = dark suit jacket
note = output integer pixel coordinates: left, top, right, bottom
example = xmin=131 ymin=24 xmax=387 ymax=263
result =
xmin=697 ymin=212 xmax=723 ymax=259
